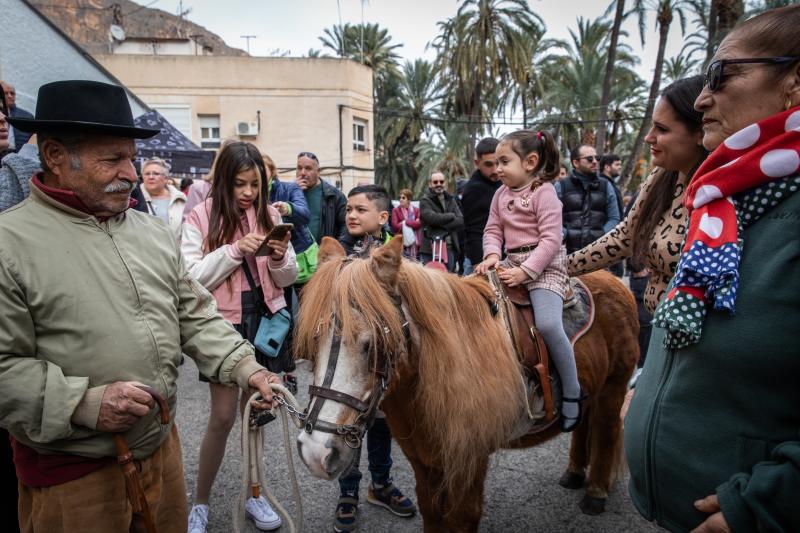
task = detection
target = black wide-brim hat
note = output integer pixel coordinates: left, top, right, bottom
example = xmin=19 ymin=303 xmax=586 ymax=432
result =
xmin=7 ymin=80 xmax=159 ymax=139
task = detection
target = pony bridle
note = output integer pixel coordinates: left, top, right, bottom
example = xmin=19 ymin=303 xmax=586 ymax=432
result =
xmin=302 ymin=293 xmax=410 ymax=449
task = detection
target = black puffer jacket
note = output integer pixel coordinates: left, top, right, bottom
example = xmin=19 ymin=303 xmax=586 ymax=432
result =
xmin=559 ymin=171 xmax=612 ymax=253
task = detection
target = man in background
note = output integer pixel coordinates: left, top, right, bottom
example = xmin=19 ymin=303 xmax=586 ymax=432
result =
xmin=555 ymin=144 xmax=621 ymax=254
xmin=1 ymin=81 xmax=33 ymax=150
xmin=419 ymin=171 xmax=463 ymax=272
xmin=598 ymin=153 xmax=625 ymax=276
xmin=460 ymin=137 xmax=500 ymax=275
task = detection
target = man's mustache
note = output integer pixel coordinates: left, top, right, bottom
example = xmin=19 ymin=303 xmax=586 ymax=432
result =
xmin=104 ymin=181 xmax=133 ymax=193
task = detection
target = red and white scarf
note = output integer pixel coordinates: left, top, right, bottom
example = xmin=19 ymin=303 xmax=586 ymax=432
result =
xmin=655 ymin=106 xmax=800 ymax=348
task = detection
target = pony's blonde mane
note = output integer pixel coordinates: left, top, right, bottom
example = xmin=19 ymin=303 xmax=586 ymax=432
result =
xmin=296 ymin=253 xmax=527 ymax=497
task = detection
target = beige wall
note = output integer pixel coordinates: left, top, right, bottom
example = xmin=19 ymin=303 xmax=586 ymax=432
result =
xmin=96 ymin=54 xmax=374 ymax=193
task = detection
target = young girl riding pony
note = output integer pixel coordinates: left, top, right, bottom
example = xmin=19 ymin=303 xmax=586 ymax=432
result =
xmin=475 ymin=130 xmax=584 ymax=432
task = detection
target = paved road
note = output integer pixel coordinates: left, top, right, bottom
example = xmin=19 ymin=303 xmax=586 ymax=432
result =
xmin=176 ymin=358 xmax=659 ymax=533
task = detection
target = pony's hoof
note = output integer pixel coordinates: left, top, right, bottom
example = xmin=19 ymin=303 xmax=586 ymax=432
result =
xmin=579 ymin=494 xmax=606 ymax=515
xmin=558 ymin=470 xmax=585 ymax=490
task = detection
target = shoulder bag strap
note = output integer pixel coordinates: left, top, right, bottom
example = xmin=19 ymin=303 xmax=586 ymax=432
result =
xmin=240 ymin=259 xmax=269 ymax=316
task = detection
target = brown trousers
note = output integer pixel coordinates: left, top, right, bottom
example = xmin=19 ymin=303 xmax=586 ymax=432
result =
xmin=18 ymin=424 xmax=188 ymax=533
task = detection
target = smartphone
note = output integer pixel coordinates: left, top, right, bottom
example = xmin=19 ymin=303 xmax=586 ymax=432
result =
xmin=255 ymin=223 xmax=294 ymax=256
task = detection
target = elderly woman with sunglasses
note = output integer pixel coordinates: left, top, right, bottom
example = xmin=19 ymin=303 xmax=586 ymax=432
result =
xmin=625 ymin=6 xmax=800 ymax=533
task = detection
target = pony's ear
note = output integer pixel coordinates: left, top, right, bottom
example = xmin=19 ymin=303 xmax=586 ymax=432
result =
xmin=318 ymin=236 xmax=346 ymax=265
xmin=371 ymin=235 xmax=403 ymax=287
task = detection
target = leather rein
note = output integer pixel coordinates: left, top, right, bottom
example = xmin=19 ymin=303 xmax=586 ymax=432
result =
xmin=301 ymin=290 xmax=410 ymax=449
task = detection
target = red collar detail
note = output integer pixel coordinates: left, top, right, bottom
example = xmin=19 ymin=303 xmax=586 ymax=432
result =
xmin=32 ymin=174 xmax=138 ymax=219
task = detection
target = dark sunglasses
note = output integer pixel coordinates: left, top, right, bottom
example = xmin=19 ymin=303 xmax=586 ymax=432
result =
xmin=578 ymin=155 xmax=598 ymax=163
xmin=297 ymin=151 xmax=319 ymax=162
xmin=704 ymin=56 xmax=800 ymax=92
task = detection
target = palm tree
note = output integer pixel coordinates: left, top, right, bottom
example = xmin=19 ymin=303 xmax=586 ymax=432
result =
xmin=376 ymin=60 xmax=443 ymax=195
xmin=596 ymin=0 xmax=627 ymax=153
xmin=537 ymin=17 xmax=644 ymax=154
xmin=319 ymin=23 xmax=403 ymax=85
xmin=746 ymin=0 xmax=794 ymax=15
xmin=432 ymin=0 xmax=544 ymax=158
xmin=622 ymin=0 xmax=690 ymax=183
xmin=684 ymin=0 xmax=743 ymax=66
xmin=319 ymin=23 xmax=405 ymax=193
xmin=502 ymin=34 xmax=565 ymax=127
xmin=663 ymin=49 xmax=700 ymax=84
xmin=413 ymin=123 xmax=472 ymax=196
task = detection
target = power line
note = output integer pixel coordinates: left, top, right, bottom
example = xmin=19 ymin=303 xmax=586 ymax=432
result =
xmin=124 ymin=0 xmax=159 ymax=16
xmin=341 ymin=104 xmax=646 ymax=128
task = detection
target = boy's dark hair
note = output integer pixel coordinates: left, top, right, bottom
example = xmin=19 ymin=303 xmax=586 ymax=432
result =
xmin=599 ymin=154 xmax=621 ymax=171
xmin=348 ymin=184 xmax=391 ymax=214
xmin=475 ymin=137 xmax=499 ymax=157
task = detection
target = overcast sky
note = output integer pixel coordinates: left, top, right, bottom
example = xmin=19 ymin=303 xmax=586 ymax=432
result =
xmin=133 ymin=0 xmax=698 ymax=93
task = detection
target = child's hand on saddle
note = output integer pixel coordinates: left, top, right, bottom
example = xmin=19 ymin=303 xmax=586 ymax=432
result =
xmin=498 ymin=267 xmax=531 ymax=287
xmin=474 ymin=255 xmax=499 ymax=275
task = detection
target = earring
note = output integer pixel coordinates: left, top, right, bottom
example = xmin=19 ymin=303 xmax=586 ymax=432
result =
xmin=787 ymin=99 xmax=794 ymax=111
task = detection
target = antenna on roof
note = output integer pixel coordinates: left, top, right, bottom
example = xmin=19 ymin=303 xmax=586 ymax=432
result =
xmin=241 ymin=35 xmax=257 ymax=55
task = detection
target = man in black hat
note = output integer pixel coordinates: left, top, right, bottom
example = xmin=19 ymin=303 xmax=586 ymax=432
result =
xmin=0 ymin=80 xmax=283 ymax=532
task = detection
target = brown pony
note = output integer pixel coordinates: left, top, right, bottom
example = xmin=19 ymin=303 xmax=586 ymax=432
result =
xmin=295 ymin=237 xmax=639 ymax=532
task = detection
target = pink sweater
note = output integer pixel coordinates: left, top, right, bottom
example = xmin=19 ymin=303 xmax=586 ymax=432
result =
xmin=482 ymin=181 xmax=563 ymax=275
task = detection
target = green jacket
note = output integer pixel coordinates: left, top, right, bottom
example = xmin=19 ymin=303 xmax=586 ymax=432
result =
xmin=624 ymin=187 xmax=800 ymax=532
xmin=0 ymin=186 xmax=262 ymax=460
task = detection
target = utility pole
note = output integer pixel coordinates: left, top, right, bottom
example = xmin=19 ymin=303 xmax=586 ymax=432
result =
xmin=241 ymin=35 xmax=257 ymax=55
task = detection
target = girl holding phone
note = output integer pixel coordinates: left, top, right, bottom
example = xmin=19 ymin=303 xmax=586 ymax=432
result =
xmin=182 ymin=141 xmax=297 ymax=532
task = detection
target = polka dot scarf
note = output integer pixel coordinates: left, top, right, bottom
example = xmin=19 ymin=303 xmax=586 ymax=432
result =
xmin=654 ymin=106 xmax=800 ymax=348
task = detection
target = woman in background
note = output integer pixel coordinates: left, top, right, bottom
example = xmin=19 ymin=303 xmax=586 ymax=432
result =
xmin=390 ymin=188 xmax=421 ymax=259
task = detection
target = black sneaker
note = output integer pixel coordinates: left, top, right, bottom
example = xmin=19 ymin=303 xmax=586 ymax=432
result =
xmin=366 ymin=482 xmax=417 ymax=517
xmin=283 ymin=373 xmax=298 ymax=395
xmin=333 ymin=495 xmax=359 ymax=532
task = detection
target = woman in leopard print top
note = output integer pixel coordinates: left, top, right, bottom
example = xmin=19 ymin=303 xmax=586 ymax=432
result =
xmin=567 ymin=76 xmax=708 ymax=314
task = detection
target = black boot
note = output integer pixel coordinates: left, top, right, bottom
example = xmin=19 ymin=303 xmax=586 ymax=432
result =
xmin=283 ymin=373 xmax=298 ymax=395
xmin=560 ymin=390 xmax=588 ymax=432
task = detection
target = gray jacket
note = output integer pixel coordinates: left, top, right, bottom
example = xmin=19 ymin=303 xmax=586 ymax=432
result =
xmin=0 ymin=144 xmax=39 ymax=212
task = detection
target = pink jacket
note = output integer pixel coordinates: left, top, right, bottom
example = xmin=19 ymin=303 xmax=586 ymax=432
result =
xmin=182 ymin=199 xmax=297 ymax=323
xmin=483 ymin=182 xmax=563 ymax=275
xmin=390 ymin=205 xmax=422 ymax=244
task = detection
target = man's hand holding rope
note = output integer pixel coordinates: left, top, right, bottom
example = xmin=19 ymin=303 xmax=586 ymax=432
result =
xmin=247 ymin=369 xmax=283 ymax=410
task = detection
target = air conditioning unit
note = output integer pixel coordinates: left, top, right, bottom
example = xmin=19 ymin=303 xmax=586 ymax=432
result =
xmin=237 ymin=121 xmax=259 ymax=136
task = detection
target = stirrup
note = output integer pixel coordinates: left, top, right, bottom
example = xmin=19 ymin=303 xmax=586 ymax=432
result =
xmin=560 ymin=390 xmax=588 ymax=433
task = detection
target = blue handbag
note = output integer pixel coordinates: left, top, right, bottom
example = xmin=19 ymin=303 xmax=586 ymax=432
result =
xmin=241 ymin=261 xmax=292 ymax=358
xmin=254 ymin=307 xmax=292 ymax=358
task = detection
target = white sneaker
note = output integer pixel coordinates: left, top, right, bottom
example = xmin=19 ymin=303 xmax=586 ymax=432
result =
xmin=245 ymin=495 xmax=282 ymax=531
xmin=188 ymin=504 xmax=209 ymax=533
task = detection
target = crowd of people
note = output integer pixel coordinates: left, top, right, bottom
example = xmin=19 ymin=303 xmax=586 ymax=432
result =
xmin=0 ymin=4 xmax=799 ymax=533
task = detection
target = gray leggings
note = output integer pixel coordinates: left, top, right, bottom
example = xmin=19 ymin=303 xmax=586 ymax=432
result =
xmin=529 ymin=288 xmax=581 ymax=402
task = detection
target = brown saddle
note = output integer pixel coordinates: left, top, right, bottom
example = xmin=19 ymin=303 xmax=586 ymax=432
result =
xmin=487 ymin=270 xmax=558 ymax=426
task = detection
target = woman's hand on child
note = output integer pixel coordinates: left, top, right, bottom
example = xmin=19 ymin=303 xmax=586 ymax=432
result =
xmin=499 ymin=267 xmax=530 ymax=287
xmin=237 ymin=233 xmax=265 ymax=255
xmin=268 ymin=233 xmax=291 ymax=261
xmin=474 ymin=256 xmax=499 ymax=275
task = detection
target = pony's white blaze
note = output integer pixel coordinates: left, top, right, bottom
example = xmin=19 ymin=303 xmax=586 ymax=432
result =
xmin=296 ymin=329 xmax=371 ymax=480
